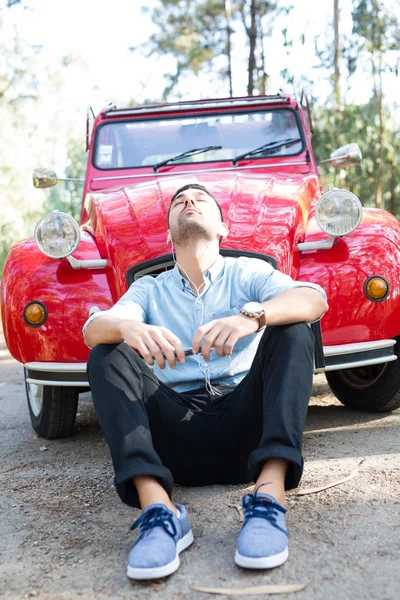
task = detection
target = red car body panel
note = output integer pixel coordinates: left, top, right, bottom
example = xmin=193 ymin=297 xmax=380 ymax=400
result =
xmin=299 ymin=210 xmax=400 ymax=345
xmin=1 ymin=232 xmax=113 ymax=362
xmin=85 ymin=172 xmax=320 ymax=299
xmin=2 ymin=94 xmax=400 ymax=366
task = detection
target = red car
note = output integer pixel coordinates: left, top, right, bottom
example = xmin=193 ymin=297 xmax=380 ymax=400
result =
xmin=2 ymin=93 xmax=400 ymax=439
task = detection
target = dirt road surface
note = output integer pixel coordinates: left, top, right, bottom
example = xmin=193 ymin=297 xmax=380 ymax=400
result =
xmin=1 ymin=329 xmax=399 ymax=600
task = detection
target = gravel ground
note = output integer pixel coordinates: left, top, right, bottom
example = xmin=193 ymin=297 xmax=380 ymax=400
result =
xmin=0 ymin=331 xmax=399 ymax=600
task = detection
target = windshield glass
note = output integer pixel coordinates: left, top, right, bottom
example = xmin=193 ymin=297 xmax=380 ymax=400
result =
xmin=93 ymin=109 xmax=303 ymax=170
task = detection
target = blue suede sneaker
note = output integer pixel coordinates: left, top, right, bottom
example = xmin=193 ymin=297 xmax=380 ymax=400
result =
xmin=127 ymin=503 xmax=193 ymax=580
xmin=235 ymin=491 xmax=289 ymax=569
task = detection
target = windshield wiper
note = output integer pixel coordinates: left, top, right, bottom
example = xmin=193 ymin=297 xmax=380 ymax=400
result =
xmin=232 ymin=138 xmax=302 ymax=165
xmin=153 ymin=146 xmax=222 ymax=172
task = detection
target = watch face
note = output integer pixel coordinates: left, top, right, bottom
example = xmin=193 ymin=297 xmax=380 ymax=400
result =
xmin=243 ymin=302 xmax=263 ymax=313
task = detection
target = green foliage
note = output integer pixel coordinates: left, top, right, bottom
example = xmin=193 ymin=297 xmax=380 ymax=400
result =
xmin=143 ymin=0 xmax=228 ymax=99
xmin=0 ymin=9 xmax=39 ymax=112
xmin=351 ymin=0 xmax=399 ymax=88
xmin=312 ymin=98 xmax=400 ymax=217
xmin=42 ymin=137 xmax=86 ymax=222
xmin=142 ymin=0 xmax=282 ymax=99
xmin=0 ymin=222 xmax=16 ymax=276
xmin=0 ymin=137 xmax=86 ymax=277
xmin=352 ymin=0 xmax=399 ymax=53
xmin=0 ymin=1 xmax=42 ymax=277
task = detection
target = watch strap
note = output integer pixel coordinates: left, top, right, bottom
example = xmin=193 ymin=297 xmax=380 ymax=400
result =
xmin=240 ymin=307 xmax=267 ymax=332
xmin=256 ymin=309 xmax=267 ymax=332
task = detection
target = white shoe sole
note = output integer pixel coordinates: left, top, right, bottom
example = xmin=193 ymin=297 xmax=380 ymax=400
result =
xmin=127 ymin=529 xmax=194 ymax=580
xmin=234 ymin=546 xmax=289 ymax=569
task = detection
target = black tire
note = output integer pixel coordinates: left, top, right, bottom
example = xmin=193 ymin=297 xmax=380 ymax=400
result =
xmin=25 ymin=368 xmax=79 ymax=438
xmin=325 ymin=338 xmax=400 ymax=413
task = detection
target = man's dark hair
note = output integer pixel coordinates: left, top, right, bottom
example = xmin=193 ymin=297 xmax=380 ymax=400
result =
xmin=167 ymin=183 xmax=224 ymax=224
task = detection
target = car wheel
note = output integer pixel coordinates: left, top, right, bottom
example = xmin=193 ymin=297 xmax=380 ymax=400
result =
xmin=325 ymin=338 xmax=400 ymax=413
xmin=24 ymin=368 xmax=79 ymax=439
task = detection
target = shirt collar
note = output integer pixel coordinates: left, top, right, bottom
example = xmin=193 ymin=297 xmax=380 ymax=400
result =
xmin=170 ymin=254 xmax=225 ymax=288
xmin=204 ymin=254 xmax=224 ymax=283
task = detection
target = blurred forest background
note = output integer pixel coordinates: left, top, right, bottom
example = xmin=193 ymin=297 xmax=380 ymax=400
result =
xmin=1 ymin=0 xmax=399 ymax=274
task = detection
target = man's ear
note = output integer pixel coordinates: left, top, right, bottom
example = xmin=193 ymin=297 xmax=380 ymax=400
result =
xmin=218 ymin=222 xmax=229 ymax=240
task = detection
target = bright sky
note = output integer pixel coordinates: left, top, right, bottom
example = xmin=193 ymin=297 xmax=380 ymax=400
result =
xmin=1 ymin=0 xmax=398 ymax=232
xmin=5 ymin=0 xmax=400 ymax=113
xmin=6 ymin=0 xmax=368 ymax=113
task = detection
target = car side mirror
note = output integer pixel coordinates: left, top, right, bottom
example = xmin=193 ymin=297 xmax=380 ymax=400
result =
xmin=32 ymin=168 xmax=58 ymax=189
xmin=319 ymin=143 xmax=362 ymax=168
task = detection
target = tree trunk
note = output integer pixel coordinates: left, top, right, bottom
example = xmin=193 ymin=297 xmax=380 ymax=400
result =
xmin=247 ymin=0 xmax=257 ymax=95
xmin=376 ymin=84 xmax=385 ymax=209
xmin=375 ymin=12 xmax=385 ymax=210
xmin=333 ymin=0 xmax=341 ymax=106
xmin=258 ymin=4 xmax=267 ymax=94
xmin=225 ymin=0 xmax=233 ymax=97
xmin=389 ymin=152 xmax=397 ymax=216
xmin=389 ymin=125 xmax=397 ymax=216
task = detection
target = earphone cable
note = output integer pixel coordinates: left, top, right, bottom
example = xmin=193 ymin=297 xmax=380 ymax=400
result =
xmin=170 ymin=240 xmax=222 ymax=396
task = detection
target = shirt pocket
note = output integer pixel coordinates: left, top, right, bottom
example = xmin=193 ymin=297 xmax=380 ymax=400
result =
xmin=212 ymin=304 xmax=252 ymax=353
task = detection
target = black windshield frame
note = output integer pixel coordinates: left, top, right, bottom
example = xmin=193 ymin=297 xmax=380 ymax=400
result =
xmin=92 ymin=107 xmax=306 ymax=171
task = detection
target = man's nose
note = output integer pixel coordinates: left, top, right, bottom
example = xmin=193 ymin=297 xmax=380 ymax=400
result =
xmin=184 ymin=197 xmax=195 ymax=206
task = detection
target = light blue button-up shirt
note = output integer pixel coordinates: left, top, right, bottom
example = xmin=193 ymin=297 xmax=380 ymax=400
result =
xmin=83 ymin=255 xmax=326 ymax=393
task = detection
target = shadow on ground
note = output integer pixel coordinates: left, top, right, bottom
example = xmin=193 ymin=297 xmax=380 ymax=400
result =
xmin=1 ymin=347 xmax=399 ymax=599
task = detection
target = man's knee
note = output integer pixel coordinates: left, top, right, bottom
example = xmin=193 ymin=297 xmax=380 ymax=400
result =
xmin=259 ymin=323 xmax=315 ymax=356
xmin=87 ymin=342 xmax=127 ymax=374
xmin=267 ymin=322 xmax=313 ymax=341
xmin=87 ymin=341 xmax=144 ymax=375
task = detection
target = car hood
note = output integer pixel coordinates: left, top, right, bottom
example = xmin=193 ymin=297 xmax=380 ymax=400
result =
xmin=84 ymin=171 xmax=320 ymax=297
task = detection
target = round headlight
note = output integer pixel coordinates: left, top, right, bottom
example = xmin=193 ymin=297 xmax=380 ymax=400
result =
xmin=315 ymin=189 xmax=362 ymax=237
xmin=34 ymin=211 xmax=80 ymax=258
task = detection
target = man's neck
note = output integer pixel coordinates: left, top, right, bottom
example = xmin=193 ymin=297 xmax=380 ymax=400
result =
xmin=174 ymin=240 xmax=220 ymax=293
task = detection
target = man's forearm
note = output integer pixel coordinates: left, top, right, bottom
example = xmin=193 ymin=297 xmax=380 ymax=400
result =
xmin=84 ymin=315 xmax=135 ymax=348
xmin=261 ymin=287 xmax=328 ymax=326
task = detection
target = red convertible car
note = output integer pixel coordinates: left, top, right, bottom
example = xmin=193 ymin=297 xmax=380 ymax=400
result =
xmin=2 ymin=93 xmax=400 ymax=439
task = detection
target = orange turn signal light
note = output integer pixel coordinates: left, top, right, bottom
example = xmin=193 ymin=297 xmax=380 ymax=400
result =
xmin=24 ymin=302 xmax=47 ymax=327
xmin=364 ymin=277 xmax=389 ymax=302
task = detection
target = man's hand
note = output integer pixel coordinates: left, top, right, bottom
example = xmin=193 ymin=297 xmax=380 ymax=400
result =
xmin=120 ymin=320 xmax=185 ymax=370
xmin=192 ymin=314 xmax=258 ymax=360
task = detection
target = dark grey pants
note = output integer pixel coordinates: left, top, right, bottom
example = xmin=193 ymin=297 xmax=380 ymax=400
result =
xmin=87 ymin=323 xmax=314 ymax=508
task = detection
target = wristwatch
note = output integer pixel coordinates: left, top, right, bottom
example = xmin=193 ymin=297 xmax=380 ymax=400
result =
xmin=240 ymin=302 xmax=267 ymax=332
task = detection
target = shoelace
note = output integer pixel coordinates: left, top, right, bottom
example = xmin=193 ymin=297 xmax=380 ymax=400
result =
xmin=242 ymin=490 xmax=287 ymax=535
xmin=130 ymin=506 xmax=177 ymax=541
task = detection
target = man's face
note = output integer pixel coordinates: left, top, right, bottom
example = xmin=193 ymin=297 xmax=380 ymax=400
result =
xmin=168 ymin=188 xmax=223 ymax=245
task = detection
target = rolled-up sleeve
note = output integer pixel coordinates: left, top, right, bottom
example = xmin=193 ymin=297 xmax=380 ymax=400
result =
xmin=82 ymin=276 xmax=151 ymax=337
xmin=242 ymin=258 xmax=327 ymax=320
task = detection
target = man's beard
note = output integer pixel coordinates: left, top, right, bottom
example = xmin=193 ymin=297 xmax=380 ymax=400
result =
xmin=172 ymin=219 xmax=213 ymax=246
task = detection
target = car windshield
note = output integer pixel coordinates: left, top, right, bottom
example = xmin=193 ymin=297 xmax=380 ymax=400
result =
xmin=93 ymin=109 xmax=303 ymax=170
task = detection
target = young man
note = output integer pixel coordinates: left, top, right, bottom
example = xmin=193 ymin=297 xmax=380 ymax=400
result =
xmin=83 ymin=183 xmax=327 ymax=580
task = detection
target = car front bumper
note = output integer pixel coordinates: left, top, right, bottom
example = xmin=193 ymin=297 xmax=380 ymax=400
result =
xmin=24 ymin=339 xmax=397 ymax=387
xmin=24 ymin=362 xmax=89 ymax=387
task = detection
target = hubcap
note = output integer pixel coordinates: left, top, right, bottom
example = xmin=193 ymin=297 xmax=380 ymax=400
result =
xmin=27 ymin=382 xmax=44 ymax=417
xmin=339 ymin=363 xmax=388 ymax=390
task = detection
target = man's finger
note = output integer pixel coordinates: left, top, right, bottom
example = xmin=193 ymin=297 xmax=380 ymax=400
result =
xmin=192 ymin=321 xmax=215 ymax=353
xmin=152 ymin=330 xmax=180 ymax=368
xmin=221 ymin=333 xmax=239 ymax=356
xmin=213 ymin=329 xmax=233 ymax=356
xmin=146 ymin=338 xmax=166 ymax=370
xmin=201 ymin=324 xmax=224 ymax=360
xmin=157 ymin=339 xmax=177 ymax=369
xmin=162 ymin=329 xmax=185 ymax=364
xmin=135 ymin=341 xmax=154 ymax=366
xmin=163 ymin=346 xmax=177 ymax=369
